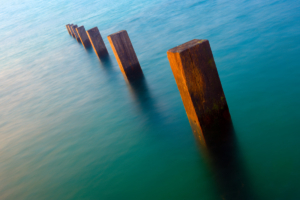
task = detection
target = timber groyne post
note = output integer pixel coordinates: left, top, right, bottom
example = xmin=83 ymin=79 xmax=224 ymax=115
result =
xmin=71 ymin=25 xmax=81 ymax=42
xmin=167 ymin=39 xmax=232 ymax=145
xmin=69 ymin=24 xmax=75 ymax=37
xmin=76 ymin=26 xmax=91 ymax=48
xmin=86 ymin=27 xmax=108 ymax=58
xmin=66 ymin=24 xmax=71 ymax=35
xmin=107 ymin=30 xmax=143 ymax=81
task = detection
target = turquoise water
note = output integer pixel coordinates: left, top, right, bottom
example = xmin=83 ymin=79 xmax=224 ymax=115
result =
xmin=1 ymin=0 xmax=300 ymax=199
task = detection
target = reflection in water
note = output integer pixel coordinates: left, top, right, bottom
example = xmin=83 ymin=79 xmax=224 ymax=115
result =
xmin=98 ymin=54 xmax=113 ymax=66
xmin=197 ymin=127 xmax=258 ymax=200
xmin=84 ymin=45 xmax=96 ymax=55
xmin=91 ymin=51 xmax=162 ymax=124
xmin=85 ymin=44 xmax=255 ymax=199
xmin=98 ymin=55 xmax=114 ymax=73
xmin=125 ymin=76 xmax=163 ymax=125
xmin=85 ymin=48 xmax=114 ymax=75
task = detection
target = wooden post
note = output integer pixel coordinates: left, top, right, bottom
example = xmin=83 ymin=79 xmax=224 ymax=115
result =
xmin=66 ymin=24 xmax=71 ymax=35
xmin=76 ymin=26 xmax=91 ymax=48
xmin=71 ymin=25 xmax=80 ymax=42
xmin=70 ymin=25 xmax=76 ymax=38
xmin=86 ymin=27 xmax=108 ymax=58
xmin=69 ymin=24 xmax=75 ymax=37
xmin=107 ymin=30 xmax=143 ymax=80
xmin=167 ymin=39 xmax=232 ymax=145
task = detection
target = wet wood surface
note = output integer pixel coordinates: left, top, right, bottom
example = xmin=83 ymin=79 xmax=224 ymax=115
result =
xmin=167 ymin=39 xmax=232 ymax=146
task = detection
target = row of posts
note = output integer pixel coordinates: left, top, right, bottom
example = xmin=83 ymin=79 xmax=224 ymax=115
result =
xmin=66 ymin=23 xmax=233 ymax=146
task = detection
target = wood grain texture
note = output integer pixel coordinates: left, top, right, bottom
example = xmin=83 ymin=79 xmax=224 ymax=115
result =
xmin=167 ymin=39 xmax=232 ymax=145
xmin=76 ymin=26 xmax=91 ymax=48
xmin=107 ymin=30 xmax=143 ymax=81
xmin=86 ymin=27 xmax=108 ymax=58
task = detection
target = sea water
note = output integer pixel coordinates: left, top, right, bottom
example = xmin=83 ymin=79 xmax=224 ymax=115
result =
xmin=0 ymin=0 xmax=300 ymax=199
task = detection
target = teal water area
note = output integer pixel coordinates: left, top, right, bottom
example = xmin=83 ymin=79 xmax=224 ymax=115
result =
xmin=1 ymin=0 xmax=300 ymax=199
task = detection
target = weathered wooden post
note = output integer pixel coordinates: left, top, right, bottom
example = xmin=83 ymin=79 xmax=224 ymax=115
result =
xmin=167 ymin=39 xmax=232 ymax=145
xmin=86 ymin=27 xmax=108 ymax=58
xmin=76 ymin=26 xmax=91 ymax=48
xmin=69 ymin=24 xmax=75 ymax=37
xmin=107 ymin=30 xmax=143 ymax=80
xmin=66 ymin=24 xmax=71 ymax=35
xmin=70 ymin=25 xmax=77 ymax=38
xmin=71 ymin=25 xmax=81 ymax=42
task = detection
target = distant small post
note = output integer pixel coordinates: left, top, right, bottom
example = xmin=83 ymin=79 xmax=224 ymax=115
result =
xmin=71 ymin=25 xmax=81 ymax=42
xmin=86 ymin=27 xmax=108 ymax=58
xmin=76 ymin=26 xmax=91 ymax=48
xmin=107 ymin=30 xmax=143 ymax=80
xmin=70 ymin=25 xmax=77 ymax=38
xmin=66 ymin=24 xmax=71 ymax=35
xmin=69 ymin=24 xmax=75 ymax=37
xmin=167 ymin=39 xmax=232 ymax=145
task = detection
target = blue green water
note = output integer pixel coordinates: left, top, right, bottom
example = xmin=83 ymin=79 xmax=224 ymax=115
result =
xmin=1 ymin=0 xmax=300 ymax=199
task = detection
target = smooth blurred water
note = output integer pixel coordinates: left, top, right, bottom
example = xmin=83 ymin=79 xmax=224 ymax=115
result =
xmin=1 ymin=0 xmax=300 ymax=199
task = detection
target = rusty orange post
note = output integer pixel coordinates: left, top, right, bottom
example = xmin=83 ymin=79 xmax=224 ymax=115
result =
xmin=167 ymin=39 xmax=232 ymax=145
xmin=76 ymin=26 xmax=91 ymax=48
xmin=86 ymin=27 xmax=108 ymax=58
xmin=107 ymin=30 xmax=143 ymax=81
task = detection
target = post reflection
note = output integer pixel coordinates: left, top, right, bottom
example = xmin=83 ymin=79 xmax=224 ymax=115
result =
xmin=125 ymin=76 xmax=163 ymax=124
xmin=196 ymin=127 xmax=259 ymax=200
xmin=84 ymin=45 xmax=94 ymax=53
xmin=85 ymin=48 xmax=114 ymax=75
xmin=98 ymin=55 xmax=114 ymax=71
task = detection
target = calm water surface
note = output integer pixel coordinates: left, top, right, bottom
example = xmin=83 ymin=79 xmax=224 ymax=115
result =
xmin=0 ymin=0 xmax=300 ymax=199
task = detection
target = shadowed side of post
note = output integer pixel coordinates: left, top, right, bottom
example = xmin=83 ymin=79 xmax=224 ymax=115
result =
xmin=76 ymin=26 xmax=91 ymax=48
xmin=167 ymin=39 xmax=232 ymax=146
xmin=107 ymin=30 xmax=143 ymax=81
xmin=86 ymin=27 xmax=108 ymax=58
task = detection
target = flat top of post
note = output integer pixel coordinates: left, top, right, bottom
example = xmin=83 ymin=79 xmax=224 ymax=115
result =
xmin=77 ymin=26 xmax=85 ymax=31
xmin=167 ymin=39 xmax=208 ymax=53
xmin=87 ymin=27 xmax=99 ymax=32
xmin=108 ymin=30 xmax=126 ymax=37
